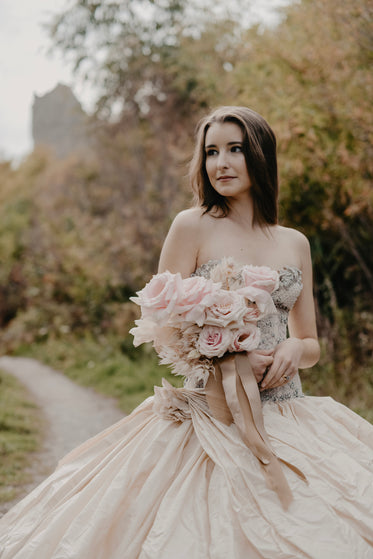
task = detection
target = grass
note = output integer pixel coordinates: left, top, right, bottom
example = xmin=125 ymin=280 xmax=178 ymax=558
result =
xmin=301 ymin=356 xmax=373 ymax=424
xmin=0 ymin=370 xmax=43 ymax=504
xmin=15 ymin=332 xmax=373 ymax=422
xmin=16 ymin=333 xmax=183 ymax=413
xmin=1 ymin=330 xmax=370 ymax=508
xmin=0 ymin=334 xmax=181 ymax=505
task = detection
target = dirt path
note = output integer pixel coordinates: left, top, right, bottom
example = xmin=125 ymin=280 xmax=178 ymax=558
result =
xmin=0 ymin=356 xmax=124 ymax=516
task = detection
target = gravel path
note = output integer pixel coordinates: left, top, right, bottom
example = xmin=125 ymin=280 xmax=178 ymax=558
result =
xmin=0 ymin=356 xmax=124 ymax=516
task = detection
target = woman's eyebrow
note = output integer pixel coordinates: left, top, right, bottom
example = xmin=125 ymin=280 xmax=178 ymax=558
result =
xmin=205 ymin=141 xmax=243 ymax=148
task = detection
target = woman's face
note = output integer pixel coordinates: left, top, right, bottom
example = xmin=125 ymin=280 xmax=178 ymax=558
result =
xmin=204 ymin=121 xmax=251 ymax=200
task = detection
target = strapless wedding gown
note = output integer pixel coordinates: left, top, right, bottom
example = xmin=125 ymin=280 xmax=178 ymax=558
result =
xmin=0 ymin=263 xmax=372 ymax=558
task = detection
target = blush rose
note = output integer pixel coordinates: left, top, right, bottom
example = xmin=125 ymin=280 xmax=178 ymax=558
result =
xmin=229 ymin=324 xmax=261 ymax=352
xmin=170 ymin=276 xmax=222 ymax=326
xmin=204 ymin=290 xmax=248 ymax=327
xmin=241 ymin=265 xmax=279 ymax=293
xmin=197 ymin=325 xmax=232 ymax=358
xmin=131 ymin=271 xmax=183 ymax=323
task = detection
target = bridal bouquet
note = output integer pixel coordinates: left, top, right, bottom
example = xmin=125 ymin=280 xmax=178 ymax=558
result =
xmin=130 ymin=258 xmax=279 ymax=386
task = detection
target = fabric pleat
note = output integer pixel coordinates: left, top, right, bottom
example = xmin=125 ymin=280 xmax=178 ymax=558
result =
xmin=0 ymin=390 xmax=372 ymax=559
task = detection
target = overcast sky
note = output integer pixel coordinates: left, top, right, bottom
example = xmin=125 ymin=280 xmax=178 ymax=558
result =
xmin=0 ymin=0 xmax=90 ymax=161
xmin=0 ymin=0 xmax=290 ymax=162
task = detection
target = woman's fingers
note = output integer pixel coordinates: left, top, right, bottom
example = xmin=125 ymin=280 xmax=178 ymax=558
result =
xmin=261 ymin=358 xmax=287 ymax=389
xmin=256 ymin=356 xmax=273 ymax=386
xmin=260 ymin=339 xmax=302 ymax=390
xmin=256 ymin=349 xmax=274 ymax=357
xmin=261 ymin=360 xmax=297 ymax=389
xmin=247 ymin=351 xmax=274 ymax=383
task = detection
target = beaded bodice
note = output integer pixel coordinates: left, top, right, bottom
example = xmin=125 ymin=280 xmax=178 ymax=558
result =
xmin=191 ymin=259 xmax=304 ymax=403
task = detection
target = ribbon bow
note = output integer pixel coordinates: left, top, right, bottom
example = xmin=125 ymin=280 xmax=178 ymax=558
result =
xmin=205 ymin=353 xmax=307 ymax=510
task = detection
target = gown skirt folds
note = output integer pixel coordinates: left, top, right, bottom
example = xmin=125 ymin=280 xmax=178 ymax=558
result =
xmin=0 ymin=262 xmax=372 ymax=558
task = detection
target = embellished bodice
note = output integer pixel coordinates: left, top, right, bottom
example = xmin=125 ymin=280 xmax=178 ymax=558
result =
xmin=190 ymin=259 xmax=304 ymax=403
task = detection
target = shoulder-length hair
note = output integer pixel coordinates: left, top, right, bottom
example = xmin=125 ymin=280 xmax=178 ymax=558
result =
xmin=189 ymin=106 xmax=278 ymax=225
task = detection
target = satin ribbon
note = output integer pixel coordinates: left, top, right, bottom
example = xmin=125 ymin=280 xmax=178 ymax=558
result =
xmin=205 ymin=353 xmax=307 ymax=510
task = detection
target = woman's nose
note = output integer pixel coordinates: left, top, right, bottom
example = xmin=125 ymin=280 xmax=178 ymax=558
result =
xmin=217 ymin=150 xmax=228 ymax=169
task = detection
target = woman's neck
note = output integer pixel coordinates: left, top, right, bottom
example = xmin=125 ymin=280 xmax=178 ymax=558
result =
xmin=226 ymin=194 xmax=256 ymax=230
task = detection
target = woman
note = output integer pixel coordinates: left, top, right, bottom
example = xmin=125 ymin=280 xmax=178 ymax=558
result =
xmin=0 ymin=106 xmax=372 ymax=558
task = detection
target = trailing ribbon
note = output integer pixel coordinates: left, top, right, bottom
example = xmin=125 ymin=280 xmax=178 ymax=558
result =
xmin=205 ymin=353 xmax=307 ymax=510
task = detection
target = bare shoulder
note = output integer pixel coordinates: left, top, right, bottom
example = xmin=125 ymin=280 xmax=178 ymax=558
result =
xmin=158 ymin=207 xmax=205 ymax=275
xmin=171 ymin=207 xmax=205 ymax=231
xmin=168 ymin=206 xmax=215 ymax=246
xmin=275 ymin=225 xmax=311 ymax=269
xmin=277 ymin=225 xmax=310 ymax=249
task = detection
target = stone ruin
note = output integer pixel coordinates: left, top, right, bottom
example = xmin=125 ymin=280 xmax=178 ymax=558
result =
xmin=32 ymin=83 xmax=94 ymax=159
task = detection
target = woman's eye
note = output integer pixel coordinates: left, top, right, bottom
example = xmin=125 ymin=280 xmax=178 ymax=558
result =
xmin=231 ymin=145 xmax=243 ymax=153
xmin=205 ymin=148 xmax=218 ymax=157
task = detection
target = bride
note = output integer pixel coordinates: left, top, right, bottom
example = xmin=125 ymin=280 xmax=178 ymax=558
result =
xmin=0 ymin=106 xmax=372 ymax=558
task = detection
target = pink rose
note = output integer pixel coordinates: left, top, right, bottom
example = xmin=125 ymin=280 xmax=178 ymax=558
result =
xmin=130 ymin=271 xmax=183 ymax=323
xmin=229 ymin=324 xmax=261 ymax=353
xmin=197 ymin=325 xmax=232 ymax=358
xmin=242 ymin=305 xmax=261 ymax=323
xmin=235 ymin=266 xmax=279 ymax=315
xmin=241 ymin=265 xmax=279 ymax=293
xmin=236 ymin=285 xmax=277 ymax=315
xmin=170 ymin=276 xmax=222 ymax=326
xmin=204 ymin=290 xmax=248 ymax=327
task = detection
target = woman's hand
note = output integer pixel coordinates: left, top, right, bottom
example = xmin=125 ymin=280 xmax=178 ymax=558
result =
xmin=260 ymin=338 xmax=303 ymax=390
xmin=246 ymin=349 xmax=274 ymax=384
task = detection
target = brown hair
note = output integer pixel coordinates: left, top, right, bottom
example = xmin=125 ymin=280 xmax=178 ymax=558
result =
xmin=189 ymin=106 xmax=278 ymax=225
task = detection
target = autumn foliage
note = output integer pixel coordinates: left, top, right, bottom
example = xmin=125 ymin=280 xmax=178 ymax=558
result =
xmin=0 ymin=0 xmax=372 ymax=414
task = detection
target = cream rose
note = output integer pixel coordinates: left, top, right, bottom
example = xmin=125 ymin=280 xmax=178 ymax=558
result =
xmin=241 ymin=265 xmax=279 ymax=293
xmin=229 ymin=324 xmax=261 ymax=352
xmin=236 ymin=285 xmax=277 ymax=315
xmin=170 ymin=276 xmax=222 ymax=326
xmin=196 ymin=325 xmax=232 ymax=358
xmin=242 ymin=305 xmax=261 ymax=323
xmin=204 ymin=290 xmax=248 ymax=327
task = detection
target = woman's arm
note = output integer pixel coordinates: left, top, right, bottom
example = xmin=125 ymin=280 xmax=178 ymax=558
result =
xmin=158 ymin=209 xmax=201 ymax=278
xmin=261 ymin=231 xmax=320 ymax=389
xmin=287 ymin=232 xmax=320 ymax=367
